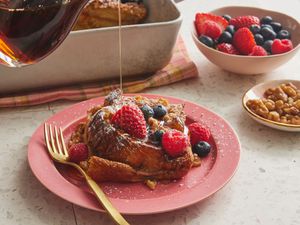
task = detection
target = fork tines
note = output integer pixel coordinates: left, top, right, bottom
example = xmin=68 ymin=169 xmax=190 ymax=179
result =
xmin=44 ymin=123 xmax=69 ymax=158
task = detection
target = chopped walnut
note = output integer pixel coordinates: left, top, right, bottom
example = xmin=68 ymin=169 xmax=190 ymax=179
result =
xmin=267 ymin=111 xmax=280 ymax=122
xmin=263 ymin=99 xmax=275 ymax=110
xmin=164 ymin=113 xmax=184 ymax=132
xmin=280 ymin=83 xmax=297 ymax=97
xmin=247 ymin=83 xmax=300 ymax=125
xmin=145 ymin=180 xmax=157 ymax=190
xmin=293 ymin=100 xmax=300 ymax=109
xmin=291 ymin=116 xmax=300 ymax=125
xmin=246 ymin=99 xmax=269 ymax=118
xmin=68 ymin=123 xmax=86 ymax=147
xmin=157 ymin=98 xmax=169 ymax=107
xmin=148 ymin=117 xmax=159 ymax=130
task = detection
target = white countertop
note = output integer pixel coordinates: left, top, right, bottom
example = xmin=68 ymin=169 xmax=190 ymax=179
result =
xmin=1 ymin=0 xmax=300 ymax=224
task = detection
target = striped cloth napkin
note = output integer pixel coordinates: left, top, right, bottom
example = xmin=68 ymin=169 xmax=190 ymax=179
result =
xmin=0 ymin=38 xmax=198 ymax=108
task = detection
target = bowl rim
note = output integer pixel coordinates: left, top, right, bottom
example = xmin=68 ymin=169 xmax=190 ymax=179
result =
xmin=242 ymin=79 xmax=300 ymax=129
xmin=71 ymin=0 xmax=183 ymax=35
xmin=191 ymin=5 xmax=300 ymax=58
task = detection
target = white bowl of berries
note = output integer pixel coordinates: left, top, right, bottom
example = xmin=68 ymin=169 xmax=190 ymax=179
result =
xmin=191 ymin=6 xmax=300 ymax=75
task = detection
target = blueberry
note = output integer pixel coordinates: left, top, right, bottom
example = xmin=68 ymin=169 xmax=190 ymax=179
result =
xmin=261 ymin=24 xmax=274 ymax=31
xmin=250 ymin=24 xmax=261 ymax=34
xmin=218 ymin=31 xmax=232 ymax=44
xmin=270 ymin=22 xmax=282 ymax=33
xmin=140 ymin=104 xmax=154 ymax=119
xmin=152 ymin=130 xmax=165 ymax=143
xmin=263 ymin=40 xmax=274 ymax=53
xmin=222 ymin=14 xmax=232 ymax=22
xmin=260 ymin=16 xmax=273 ymax=24
xmin=254 ymin=34 xmax=264 ymax=46
xmin=192 ymin=141 xmax=211 ymax=158
xmin=277 ymin=30 xmax=291 ymax=39
xmin=153 ymin=105 xmax=167 ymax=119
xmin=198 ymin=35 xmax=214 ymax=48
xmin=225 ymin=25 xmax=235 ymax=35
xmin=261 ymin=27 xmax=277 ymax=40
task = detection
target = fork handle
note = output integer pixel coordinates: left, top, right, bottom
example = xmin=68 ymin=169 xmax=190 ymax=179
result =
xmin=85 ymin=177 xmax=130 ymax=225
xmin=69 ymin=163 xmax=130 ymax=224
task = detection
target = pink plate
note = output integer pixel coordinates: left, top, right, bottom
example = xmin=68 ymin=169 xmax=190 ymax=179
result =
xmin=28 ymin=94 xmax=240 ymax=215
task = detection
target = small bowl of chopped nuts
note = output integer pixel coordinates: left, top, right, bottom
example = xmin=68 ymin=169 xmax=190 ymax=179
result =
xmin=243 ymin=80 xmax=300 ymax=132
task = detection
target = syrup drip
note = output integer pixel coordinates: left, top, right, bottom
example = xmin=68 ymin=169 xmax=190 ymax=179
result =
xmin=118 ymin=0 xmax=123 ymax=93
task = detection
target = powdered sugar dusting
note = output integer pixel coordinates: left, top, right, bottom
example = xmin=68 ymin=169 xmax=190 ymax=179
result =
xmin=52 ymin=94 xmax=239 ymax=206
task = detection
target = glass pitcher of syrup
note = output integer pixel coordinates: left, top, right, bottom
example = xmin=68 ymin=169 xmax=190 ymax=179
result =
xmin=0 ymin=0 xmax=88 ymax=67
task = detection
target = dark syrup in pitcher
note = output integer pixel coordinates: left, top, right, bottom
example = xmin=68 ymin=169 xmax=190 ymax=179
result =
xmin=0 ymin=0 xmax=87 ymax=67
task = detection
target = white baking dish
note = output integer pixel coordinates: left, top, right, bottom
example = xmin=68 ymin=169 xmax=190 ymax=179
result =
xmin=0 ymin=0 xmax=182 ymax=94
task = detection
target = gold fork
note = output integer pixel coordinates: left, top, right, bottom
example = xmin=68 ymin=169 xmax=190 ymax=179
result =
xmin=44 ymin=123 xmax=130 ymax=225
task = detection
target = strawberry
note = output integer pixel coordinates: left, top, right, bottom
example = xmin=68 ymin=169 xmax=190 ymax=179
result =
xmin=188 ymin=123 xmax=211 ymax=146
xmin=202 ymin=20 xmax=222 ymax=39
xmin=162 ymin=130 xmax=189 ymax=157
xmin=194 ymin=21 xmax=202 ymax=36
xmin=111 ymin=105 xmax=147 ymax=139
xmin=229 ymin=15 xmax=260 ymax=29
xmin=271 ymin=39 xmax=293 ymax=54
xmin=195 ymin=13 xmax=228 ymax=36
xmin=68 ymin=143 xmax=89 ymax=163
xmin=249 ymin=45 xmax=268 ymax=56
xmin=217 ymin=43 xmax=239 ymax=55
xmin=233 ymin=27 xmax=256 ymax=55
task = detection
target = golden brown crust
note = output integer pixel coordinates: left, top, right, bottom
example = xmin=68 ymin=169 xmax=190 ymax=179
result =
xmin=86 ymin=156 xmax=144 ymax=182
xmin=69 ymin=89 xmax=200 ymax=185
xmin=86 ymin=149 xmax=195 ymax=182
xmin=73 ymin=0 xmax=147 ymax=30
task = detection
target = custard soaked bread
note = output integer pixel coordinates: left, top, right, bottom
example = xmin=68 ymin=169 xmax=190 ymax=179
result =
xmin=73 ymin=0 xmax=147 ymax=30
xmin=69 ymin=89 xmax=200 ymax=184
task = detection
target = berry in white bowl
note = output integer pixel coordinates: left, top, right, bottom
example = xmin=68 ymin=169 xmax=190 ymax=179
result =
xmin=191 ymin=6 xmax=300 ymax=75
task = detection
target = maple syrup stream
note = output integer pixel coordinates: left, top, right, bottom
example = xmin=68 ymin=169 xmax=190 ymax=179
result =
xmin=118 ymin=0 xmax=123 ymax=92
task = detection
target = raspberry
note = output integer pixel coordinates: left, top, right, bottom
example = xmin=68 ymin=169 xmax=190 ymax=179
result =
xmin=111 ymin=105 xmax=147 ymax=139
xmin=195 ymin=13 xmax=228 ymax=36
xmin=249 ymin=46 xmax=268 ymax=56
xmin=188 ymin=122 xmax=211 ymax=146
xmin=271 ymin=39 xmax=293 ymax=54
xmin=217 ymin=43 xmax=239 ymax=55
xmin=68 ymin=143 xmax=89 ymax=163
xmin=162 ymin=130 xmax=189 ymax=157
xmin=202 ymin=20 xmax=222 ymax=39
xmin=233 ymin=27 xmax=256 ymax=55
xmin=229 ymin=15 xmax=260 ymax=29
